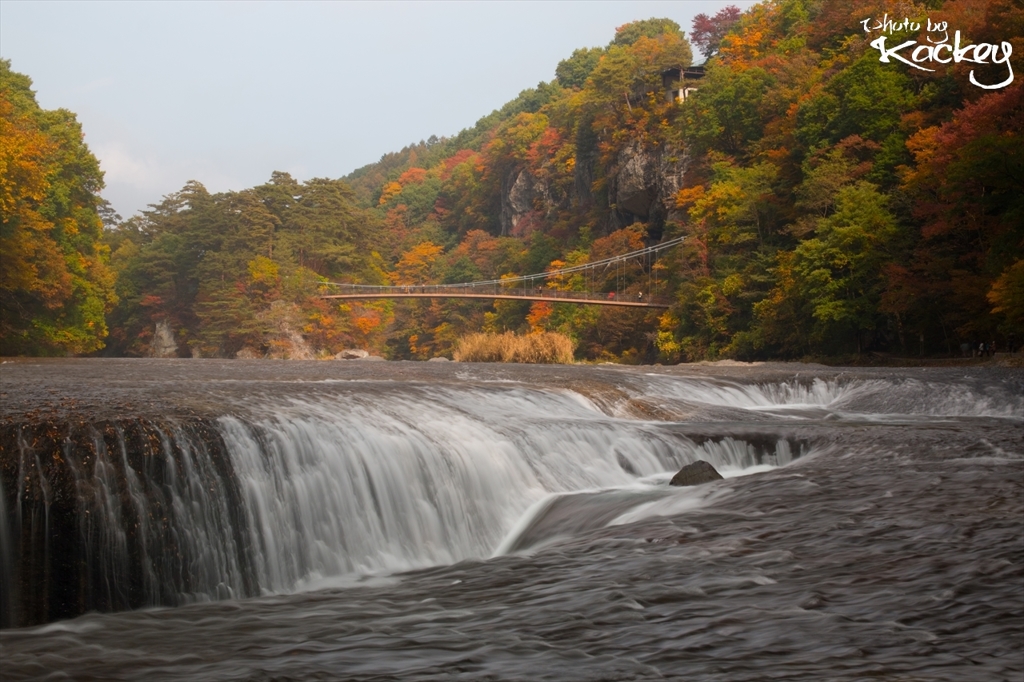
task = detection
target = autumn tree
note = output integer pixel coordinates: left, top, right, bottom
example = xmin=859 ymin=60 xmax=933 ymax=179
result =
xmin=790 ymin=182 xmax=899 ymax=354
xmin=556 ymin=47 xmax=605 ymax=90
xmin=104 ymin=173 xmax=376 ymax=357
xmin=690 ymin=6 xmax=742 ymax=58
xmin=0 ymin=60 xmax=117 ymax=355
xmin=612 ymin=18 xmax=683 ymax=47
xmin=96 ymin=5 xmax=1024 ymax=362
xmin=898 ymin=82 xmax=1024 ymax=344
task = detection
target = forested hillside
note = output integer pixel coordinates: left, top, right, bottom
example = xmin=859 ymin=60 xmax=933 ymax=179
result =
xmin=0 ymin=61 xmax=116 ymax=355
xmin=3 ymin=1 xmax=1021 ymax=361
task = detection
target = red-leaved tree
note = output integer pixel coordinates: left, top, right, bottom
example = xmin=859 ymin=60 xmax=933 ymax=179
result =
xmin=690 ymin=6 xmax=742 ymax=58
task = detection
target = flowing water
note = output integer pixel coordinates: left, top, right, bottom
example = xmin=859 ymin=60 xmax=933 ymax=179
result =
xmin=0 ymin=359 xmax=1021 ymax=681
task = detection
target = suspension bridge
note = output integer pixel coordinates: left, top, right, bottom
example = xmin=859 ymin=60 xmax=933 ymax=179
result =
xmin=322 ymin=236 xmax=684 ymax=308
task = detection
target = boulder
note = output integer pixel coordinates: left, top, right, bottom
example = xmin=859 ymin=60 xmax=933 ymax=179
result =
xmin=150 ymin=320 xmax=178 ymax=358
xmin=669 ymin=460 xmax=723 ymax=487
xmin=428 ymin=356 xmax=450 ymax=362
xmin=336 ymin=349 xmax=369 ymax=360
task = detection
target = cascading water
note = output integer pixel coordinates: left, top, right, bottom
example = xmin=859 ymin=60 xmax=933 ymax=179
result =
xmin=1 ymin=378 xmax=804 ymax=627
xmin=0 ymin=419 xmax=254 ymax=625
xmin=629 ymin=374 xmax=1024 ymax=419
xmin=1 ymin=360 xmax=1021 ymax=681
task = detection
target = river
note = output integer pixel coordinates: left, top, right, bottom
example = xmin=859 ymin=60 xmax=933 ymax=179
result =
xmin=1 ymin=358 xmax=1021 ymax=680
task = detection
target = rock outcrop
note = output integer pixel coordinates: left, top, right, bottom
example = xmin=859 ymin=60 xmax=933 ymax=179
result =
xmin=500 ymin=169 xmax=556 ymax=237
xmin=265 ymin=328 xmax=316 ymax=360
xmin=613 ymin=141 xmax=658 ymax=218
xmin=336 ymin=349 xmax=370 ymax=360
xmin=669 ymin=460 xmax=724 ymax=487
xmin=497 ymin=138 xmax=689 ymax=238
xmin=150 ymin=320 xmax=178 ymax=358
xmin=609 ymin=141 xmax=689 ymax=232
xmin=256 ymin=301 xmax=316 ymax=360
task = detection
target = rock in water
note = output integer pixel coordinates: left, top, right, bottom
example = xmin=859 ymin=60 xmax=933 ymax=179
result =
xmin=336 ymin=349 xmax=369 ymax=360
xmin=669 ymin=460 xmax=724 ymax=487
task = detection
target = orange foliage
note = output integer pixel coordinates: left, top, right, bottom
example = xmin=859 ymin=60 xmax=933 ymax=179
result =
xmin=392 ymin=241 xmax=444 ymax=285
xmin=385 ymin=204 xmax=409 ymax=231
xmin=717 ymin=1 xmax=779 ymax=67
xmin=300 ymin=298 xmax=355 ymax=352
xmin=902 ymin=83 xmax=1023 ymax=238
xmin=590 ymin=226 xmax=646 ymax=261
xmin=398 ymin=167 xmax=427 ymax=185
xmin=0 ymin=98 xmax=51 ymax=215
xmin=0 ymin=97 xmax=73 ymax=310
xmin=450 ymin=229 xmax=505 ymax=278
xmin=354 ymin=310 xmax=382 ymax=336
xmin=526 ymin=127 xmax=564 ymax=174
xmin=380 ymin=204 xmax=411 ymax=258
xmin=675 ymin=185 xmax=706 ymax=209
xmin=526 ymin=301 xmax=553 ymax=332
xmin=439 ymin=149 xmax=477 ymax=180
xmin=378 ymin=181 xmax=402 ymax=205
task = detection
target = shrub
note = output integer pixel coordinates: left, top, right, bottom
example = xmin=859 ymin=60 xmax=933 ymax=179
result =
xmin=453 ymin=332 xmax=575 ymax=364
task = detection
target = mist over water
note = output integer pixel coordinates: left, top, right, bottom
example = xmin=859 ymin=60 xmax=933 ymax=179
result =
xmin=1 ymin=360 xmax=1021 ymax=680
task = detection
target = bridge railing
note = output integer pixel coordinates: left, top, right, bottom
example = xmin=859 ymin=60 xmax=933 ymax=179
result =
xmin=321 ymin=282 xmax=670 ymax=305
xmin=321 ymin=235 xmax=684 ymax=306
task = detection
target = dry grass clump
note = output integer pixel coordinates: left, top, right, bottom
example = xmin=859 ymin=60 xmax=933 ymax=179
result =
xmin=453 ymin=332 xmax=575 ymax=364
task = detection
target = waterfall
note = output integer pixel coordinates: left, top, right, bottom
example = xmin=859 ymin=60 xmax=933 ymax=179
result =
xmin=181 ymin=386 xmax=741 ymax=591
xmin=0 ymin=382 xmax=799 ymax=628
xmin=0 ymin=420 xmax=254 ymax=627
xmin=633 ymin=375 xmax=1024 ymax=419
xmin=6 ymin=372 xmax=1015 ymax=628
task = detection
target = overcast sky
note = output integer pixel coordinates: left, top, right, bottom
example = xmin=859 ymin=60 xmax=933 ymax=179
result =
xmin=1 ymin=0 xmax=754 ymax=218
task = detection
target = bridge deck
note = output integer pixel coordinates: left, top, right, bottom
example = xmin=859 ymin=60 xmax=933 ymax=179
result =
xmin=321 ymin=291 xmax=669 ymax=308
xmin=322 ymin=236 xmax=684 ymax=310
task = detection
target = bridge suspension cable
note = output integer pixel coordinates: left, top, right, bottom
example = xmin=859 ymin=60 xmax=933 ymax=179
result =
xmin=321 ymin=235 xmax=684 ymax=308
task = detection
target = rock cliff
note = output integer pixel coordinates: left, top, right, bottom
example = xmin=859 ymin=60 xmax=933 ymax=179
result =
xmin=498 ymin=140 xmax=689 ymax=239
xmin=501 ymin=168 xmax=559 ymax=237
xmin=609 ymin=141 xmax=689 ymax=233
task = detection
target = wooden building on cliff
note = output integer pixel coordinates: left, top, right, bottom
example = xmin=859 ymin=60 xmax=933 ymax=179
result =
xmin=662 ymin=66 xmax=705 ymax=102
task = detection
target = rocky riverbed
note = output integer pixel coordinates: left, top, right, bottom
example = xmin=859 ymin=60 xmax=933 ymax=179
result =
xmin=1 ymin=359 xmax=1021 ymax=680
